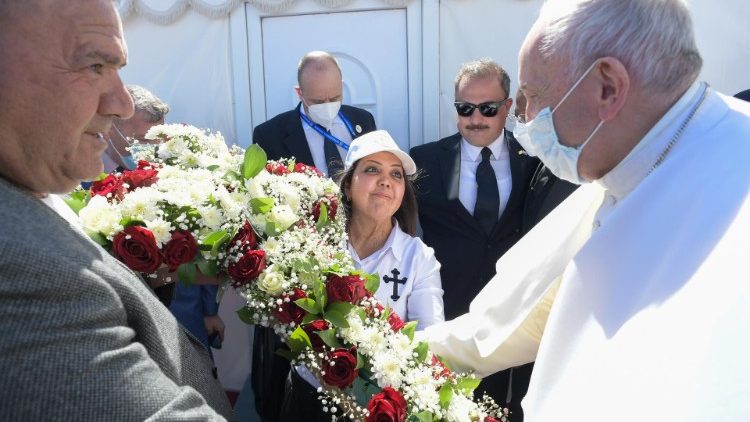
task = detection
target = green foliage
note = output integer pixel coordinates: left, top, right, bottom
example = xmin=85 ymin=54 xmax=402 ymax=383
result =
xmin=287 ymin=326 xmax=312 ymax=353
xmin=414 ymin=341 xmax=429 ymax=363
xmin=363 ymin=272 xmax=380 ymax=295
xmin=63 ymin=190 xmax=90 ymax=214
xmin=350 ymin=376 xmax=382 ymax=408
xmin=317 ymin=329 xmax=342 ymax=349
xmin=400 ymin=321 xmax=418 ymax=341
xmin=242 ymin=144 xmax=268 ymax=180
xmin=177 ymin=262 xmax=196 ymax=285
xmin=454 ymin=376 xmax=482 ymax=396
xmin=408 ymin=411 xmax=436 ymax=422
xmin=250 ymin=197 xmax=274 ymax=214
xmin=201 ymin=230 xmax=230 ymax=257
xmin=438 ymin=383 xmax=454 ymax=410
xmin=315 ymin=202 xmax=328 ymax=228
xmin=294 ymin=298 xmax=321 ymax=315
xmin=236 ymin=306 xmax=254 ymax=324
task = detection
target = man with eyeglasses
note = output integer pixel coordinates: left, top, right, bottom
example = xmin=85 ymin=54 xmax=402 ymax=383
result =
xmin=102 ymin=84 xmax=169 ymax=173
xmin=411 ymin=58 xmax=571 ymax=420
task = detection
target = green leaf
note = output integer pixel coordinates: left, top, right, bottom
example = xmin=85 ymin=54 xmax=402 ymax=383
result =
xmin=119 ymin=217 xmax=145 ymax=228
xmin=178 ymin=263 xmax=196 ymax=286
xmin=242 ymin=144 xmax=268 ymax=180
xmin=317 ymin=329 xmax=342 ymax=349
xmin=364 ymin=272 xmax=380 ymax=295
xmin=203 ymin=230 xmax=229 ymax=249
xmin=264 ymin=221 xmax=280 ymax=237
xmin=206 ymin=165 xmax=220 ymax=171
xmin=236 ymin=306 xmax=254 ymax=324
xmin=414 ymin=341 xmax=429 ymax=363
xmin=313 ymin=279 xmax=327 ymax=310
xmin=455 ymin=376 xmax=482 ymax=396
xmin=288 ymin=326 xmax=312 ymax=353
xmin=250 ymin=197 xmax=274 ymax=214
xmin=325 ymin=301 xmax=354 ymax=318
xmin=64 ymin=190 xmax=90 ymax=214
xmin=409 ymin=411 xmax=436 ymax=422
xmin=294 ymin=298 xmax=321 ymax=315
xmin=275 ymin=347 xmax=298 ymax=362
xmin=301 ymin=313 xmax=319 ymax=325
xmin=355 ymin=349 xmax=366 ymax=370
xmin=349 ymin=376 xmax=382 ymax=407
xmin=438 ymin=383 xmax=454 ymax=410
xmin=325 ymin=310 xmax=350 ymax=328
xmin=224 ymin=170 xmax=243 ymax=183
xmin=400 ymin=320 xmax=417 ymax=341
xmin=196 ymin=256 xmax=218 ymax=277
xmin=315 ymin=202 xmax=328 ymax=228
xmin=88 ymin=232 xmax=109 ymax=246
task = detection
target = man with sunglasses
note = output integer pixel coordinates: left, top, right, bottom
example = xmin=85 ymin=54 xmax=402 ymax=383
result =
xmin=411 ymin=59 xmax=560 ymax=419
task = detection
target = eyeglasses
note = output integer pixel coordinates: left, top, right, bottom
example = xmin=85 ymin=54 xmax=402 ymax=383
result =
xmin=454 ymin=99 xmax=510 ymax=117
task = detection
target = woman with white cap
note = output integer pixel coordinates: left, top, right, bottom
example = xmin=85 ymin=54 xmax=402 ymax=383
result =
xmin=278 ymin=130 xmax=445 ymax=421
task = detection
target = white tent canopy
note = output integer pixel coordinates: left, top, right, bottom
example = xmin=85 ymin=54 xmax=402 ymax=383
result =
xmin=119 ymin=0 xmax=750 ymax=147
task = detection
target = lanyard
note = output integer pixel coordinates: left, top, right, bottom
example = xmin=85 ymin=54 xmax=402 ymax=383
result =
xmin=299 ymin=110 xmax=356 ymax=151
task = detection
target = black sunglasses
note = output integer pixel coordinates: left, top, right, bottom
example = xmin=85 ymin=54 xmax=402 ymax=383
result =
xmin=454 ymin=99 xmax=510 ymax=117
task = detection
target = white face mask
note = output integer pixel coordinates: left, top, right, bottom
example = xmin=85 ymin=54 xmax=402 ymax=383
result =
xmin=515 ymin=60 xmax=604 ymax=184
xmin=305 ymin=100 xmax=341 ymax=131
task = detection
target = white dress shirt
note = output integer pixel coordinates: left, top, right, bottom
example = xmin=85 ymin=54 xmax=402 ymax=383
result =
xmin=458 ymin=130 xmax=512 ymax=219
xmin=348 ymin=222 xmax=445 ymax=330
xmin=299 ymin=106 xmax=353 ymax=176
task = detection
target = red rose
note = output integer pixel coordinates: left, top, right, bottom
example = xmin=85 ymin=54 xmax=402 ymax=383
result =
xmin=90 ymin=174 xmax=125 ymax=201
xmin=265 ymin=162 xmax=290 ymax=175
xmin=484 ymin=417 xmax=500 ymax=422
xmin=322 ymin=348 xmax=358 ymax=389
xmin=326 ymin=274 xmax=369 ymax=305
xmin=387 ymin=311 xmax=406 ymax=332
xmin=302 ymin=319 xmax=330 ymax=351
xmin=365 ymin=387 xmax=407 ymax=422
xmin=112 ymin=225 xmax=162 ymax=273
xmin=312 ymin=195 xmax=338 ymax=222
xmin=229 ymin=221 xmax=258 ymax=252
xmin=161 ymin=230 xmax=198 ymax=271
xmin=273 ymin=288 xmax=307 ymax=325
xmin=121 ymin=161 xmax=158 ymax=191
xmin=228 ymin=249 xmax=266 ymax=287
xmin=293 ymin=162 xmax=323 ymax=177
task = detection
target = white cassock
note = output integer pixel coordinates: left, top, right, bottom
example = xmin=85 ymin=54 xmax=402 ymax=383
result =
xmin=422 ymin=82 xmax=750 ymax=421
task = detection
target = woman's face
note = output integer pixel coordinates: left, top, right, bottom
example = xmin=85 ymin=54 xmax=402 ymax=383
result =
xmin=345 ymin=151 xmax=406 ymax=225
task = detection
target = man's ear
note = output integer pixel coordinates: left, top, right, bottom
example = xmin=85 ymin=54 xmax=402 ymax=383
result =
xmin=594 ymin=57 xmax=629 ymax=121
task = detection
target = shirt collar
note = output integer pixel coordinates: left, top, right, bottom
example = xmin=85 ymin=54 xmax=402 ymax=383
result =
xmin=349 ymin=220 xmax=408 ymax=264
xmin=461 ymin=129 xmax=505 ymax=162
xmin=595 ymin=81 xmax=704 ymax=200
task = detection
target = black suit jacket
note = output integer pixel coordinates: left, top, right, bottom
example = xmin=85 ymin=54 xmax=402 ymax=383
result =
xmin=410 ymin=131 xmax=538 ymax=320
xmin=252 ymin=103 xmax=376 ymax=163
xmin=250 ymin=103 xmax=375 ymax=422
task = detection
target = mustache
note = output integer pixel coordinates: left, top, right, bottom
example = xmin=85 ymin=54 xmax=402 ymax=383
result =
xmin=465 ymin=124 xmax=490 ymax=130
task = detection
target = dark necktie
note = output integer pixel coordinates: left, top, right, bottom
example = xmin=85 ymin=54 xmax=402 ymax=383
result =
xmin=323 ymin=130 xmax=343 ymax=176
xmin=474 ymin=147 xmax=499 ymax=234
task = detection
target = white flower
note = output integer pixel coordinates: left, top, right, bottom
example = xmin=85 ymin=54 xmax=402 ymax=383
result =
xmin=267 ymin=205 xmax=298 ymax=232
xmin=199 ymin=206 xmax=223 ymax=231
xmin=78 ymin=195 xmax=122 ymax=238
xmin=371 ymin=351 xmax=404 ymax=389
xmin=257 ymin=264 xmax=285 ymax=296
xmin=277 ymin=182 xmax=301 ymax=210
xmin=145 ymin=217 xmax=173 ymax=247
xmin=444 ymin=394 xmax=481 ymax=422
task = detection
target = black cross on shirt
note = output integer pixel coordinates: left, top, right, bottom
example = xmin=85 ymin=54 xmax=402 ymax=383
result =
xmin=382 ymin=268 xmax=407 ymax=301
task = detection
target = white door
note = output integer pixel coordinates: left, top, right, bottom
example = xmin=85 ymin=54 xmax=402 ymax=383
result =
xmin=260 ymin=9 xmax=410 ymax=151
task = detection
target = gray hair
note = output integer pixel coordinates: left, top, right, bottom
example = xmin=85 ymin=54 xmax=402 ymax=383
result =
xmin=127 ymin=85 xmax=169 ymax=123
xmin=536 ymin=0 xmax=702 ymax=93
xmin=297 ymin=51 xmax=342 ymax=89
xmin=454 ymin=58 xmax=511 ymax=99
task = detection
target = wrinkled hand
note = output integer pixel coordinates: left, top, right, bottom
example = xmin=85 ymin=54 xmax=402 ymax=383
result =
xmin=204 ymin=315 xmax=225 ymax=341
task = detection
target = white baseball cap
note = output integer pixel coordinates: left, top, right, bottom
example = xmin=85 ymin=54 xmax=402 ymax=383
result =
xmin=344 ymin=130 xmax=417 ymax=175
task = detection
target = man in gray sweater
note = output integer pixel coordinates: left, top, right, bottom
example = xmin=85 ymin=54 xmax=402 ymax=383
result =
xmin=0 ymin=0 xmax=233 ymax=420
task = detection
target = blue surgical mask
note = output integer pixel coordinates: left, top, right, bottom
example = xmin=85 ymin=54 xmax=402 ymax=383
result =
xmin=515 ymin=60 xmax=604 ymax=184
xmin=109 ymin=124 xmax=138 ymax=170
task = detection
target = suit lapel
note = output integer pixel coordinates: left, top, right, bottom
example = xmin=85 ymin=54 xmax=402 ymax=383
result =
xmin=492 ymin=131 xmax=533 ymax=237
xmin=281 ymin=103 xmax=315 ymax=165
xmin=438 ymin=134 xmax=484 ymax=233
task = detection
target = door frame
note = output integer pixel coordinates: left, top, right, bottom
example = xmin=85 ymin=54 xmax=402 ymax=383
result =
xmin=228 ymin=0 xmax=439 ymax=149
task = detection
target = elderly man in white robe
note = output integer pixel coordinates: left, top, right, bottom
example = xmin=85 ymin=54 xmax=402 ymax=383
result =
xmin=421 ymin=0 xmax=750 ymax=420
